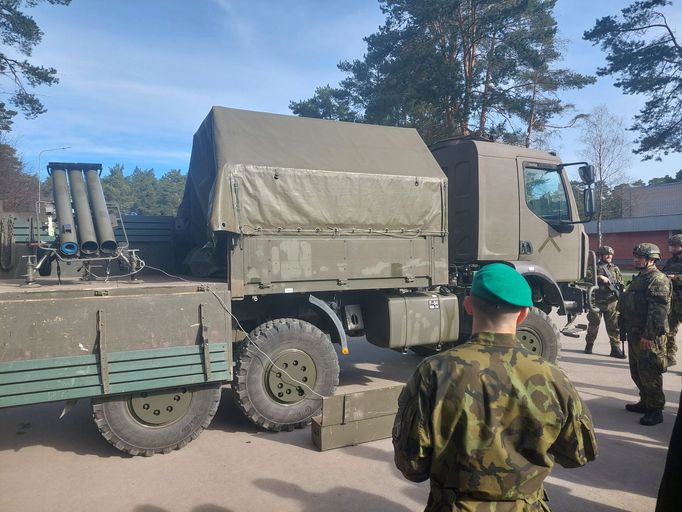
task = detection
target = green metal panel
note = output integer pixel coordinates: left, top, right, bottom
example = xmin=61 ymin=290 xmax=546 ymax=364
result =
xmin=342 ymin=385 xmax=404 ymax=424
xmin=115 ymin=215 xmax=174 ymax=243
xmin=0 ymin=283 xmax=231 ymax=361
xmin=319 ymin=385 xmax=404 ymax=427
xmin=364 ymin=291 xmax=460 ymax=349
xmin=312 ymin=385 xmax=404 ymax=450
xmin=0 ymin=343 xmax=230 ymax=408
xmin=235 ymin=235 xmax=447 ymax=297
xmin=312 ymin=414 xmax=396 ymax=451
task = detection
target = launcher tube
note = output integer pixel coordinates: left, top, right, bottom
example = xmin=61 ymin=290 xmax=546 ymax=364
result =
xmin=85 ymin=169 xmax=117 ymax=254
xmin=68 ymin=169 xmax=98 ymax=255
xmin=51 ymin=168 xmax=79 ymax=255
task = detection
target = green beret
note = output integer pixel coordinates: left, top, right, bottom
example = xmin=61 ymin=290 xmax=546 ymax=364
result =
xmin=471 ymin=263 xmax=533 ymax=307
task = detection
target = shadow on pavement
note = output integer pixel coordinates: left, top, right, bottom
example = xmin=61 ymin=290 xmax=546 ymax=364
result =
xmin=544 ymin=481 xmax=630 ymax=512
xmin=254 ymin=478 xmax=416 ymax=512
xmin=0 ymin=399 xmax=119 ymax=458
xmin=551 ymin=395 xmax=674 ymax=500
xmin=574 ymin=380 xmax=681 ymax=411
xmin=559 ymin=352 xmax=631 ymax=368
xmin=135 ymin=506 xmax=235 ymax=512
xmin=212 ymin=388 xmax=262 ymax=435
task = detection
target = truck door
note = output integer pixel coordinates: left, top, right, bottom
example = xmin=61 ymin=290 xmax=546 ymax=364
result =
xmin=517 ymin=160 xmax=582 ymax=283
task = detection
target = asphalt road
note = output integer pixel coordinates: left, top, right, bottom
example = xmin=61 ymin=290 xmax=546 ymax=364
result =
xmin=0 ymin=314 xmax=679 ymax=512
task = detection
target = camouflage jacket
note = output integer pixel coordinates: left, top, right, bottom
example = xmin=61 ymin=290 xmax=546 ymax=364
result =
xmin=585 ymin=262 xmax=623 ymax=304
xmin=618 ymin=265 xmax=671 ymax=339
xmin=662 ymin=254 xmax=682 ymax=299
xmin=393 ymin=332 xmax=597 ymax=512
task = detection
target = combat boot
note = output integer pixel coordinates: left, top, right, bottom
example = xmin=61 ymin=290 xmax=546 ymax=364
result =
xmin=667 ymin=355 xmax=677 ymax=367
xmin=625 ymin=402 xmax=648 ymax=413
xmin=609 ymin=346 xmax=626 ymax=359
xmin=584 ymin=342 xmax=593 ymax=354
xmin=640 ymin=410 xmax=663 ymax=426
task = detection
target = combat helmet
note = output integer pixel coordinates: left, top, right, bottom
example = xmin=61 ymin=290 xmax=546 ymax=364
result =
xmin=633 ymin=243 xmax=661 ymax=260
xmin=596 ymin=246 xmax=614 ymax=256
xmin=669 ymin=234 xmax=682 ymax=247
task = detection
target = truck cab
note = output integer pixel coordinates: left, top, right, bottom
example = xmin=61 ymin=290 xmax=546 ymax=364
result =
xmin=431 ymin=138 xmax=590 ymax=317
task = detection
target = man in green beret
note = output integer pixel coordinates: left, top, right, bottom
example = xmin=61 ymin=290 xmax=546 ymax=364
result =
xmin=393 ymin=263 xmax=598 ymax=511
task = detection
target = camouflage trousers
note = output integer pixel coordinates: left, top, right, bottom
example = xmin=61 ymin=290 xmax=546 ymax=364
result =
xmin=425 ymin=486 xmax=551 ymax=512
xmin=586 ymin=300 xmax=620 ymax=347
xmin=627 ymin=329 xmax=666 ymax=411
xmin=667 ymin=298 xmax=681 ymax=358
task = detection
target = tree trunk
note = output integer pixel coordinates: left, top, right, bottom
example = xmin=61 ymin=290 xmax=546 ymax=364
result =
xmin=525 ymin=74 xmax=539 ymax=148
xmin=479 ymin=35 xmax=497 ymax=133
xmin=597 ymin=181 xmax=604 ymax=247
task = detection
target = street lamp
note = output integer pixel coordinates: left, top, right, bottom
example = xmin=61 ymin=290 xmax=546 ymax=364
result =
xmin=37 ymin=146 xmax=71 ymax=203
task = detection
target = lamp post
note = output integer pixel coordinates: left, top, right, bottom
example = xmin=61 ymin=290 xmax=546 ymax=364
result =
xmin=37 ymin=146 xmax=71 ymax=204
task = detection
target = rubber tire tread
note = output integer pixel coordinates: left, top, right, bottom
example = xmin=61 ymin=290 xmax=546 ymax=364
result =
xmin=234 ymin=318 xmax=339 ymax=432
xmin=91 ymin=383 xmax=221 ymax=457
xmin=518 ymin=307 xmax=561 ymax=362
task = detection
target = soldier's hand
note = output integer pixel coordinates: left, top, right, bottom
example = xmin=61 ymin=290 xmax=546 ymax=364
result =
xmin=640 ymin=338 xmax=653 ymax=350
xmin=598 ymin=276 xmax=609 ymax=284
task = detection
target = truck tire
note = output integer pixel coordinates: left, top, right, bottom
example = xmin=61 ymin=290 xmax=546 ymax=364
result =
xmin=234 ymin=318 xmax=339 ymax=431
xmin=91 ymin=383 xmax=221 ymax=456
xmin=411 ymin=309 xmax=559 ymax=362
xmin=518 ymin=308 xmax=560 ymax=362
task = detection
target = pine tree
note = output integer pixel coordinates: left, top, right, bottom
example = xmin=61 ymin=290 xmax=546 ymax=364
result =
xmin=0 ymin=0 xmax=71 ymax=131
xmin=584 ymin=0 xmax=682 ymax=159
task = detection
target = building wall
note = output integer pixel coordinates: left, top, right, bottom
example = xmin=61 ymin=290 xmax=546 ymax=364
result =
xmin=622 ymin=182 xmax=682 ymax=217
xmin=586 ymin=182 xmax=681 ymax=270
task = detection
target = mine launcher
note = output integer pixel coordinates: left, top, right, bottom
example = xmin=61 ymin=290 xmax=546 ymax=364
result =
xmin=26 ymin=162 xmax=141 ymax=284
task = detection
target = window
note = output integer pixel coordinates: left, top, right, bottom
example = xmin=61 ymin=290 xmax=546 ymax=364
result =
xmin=523 ymin=166 xmax=570 ymax=223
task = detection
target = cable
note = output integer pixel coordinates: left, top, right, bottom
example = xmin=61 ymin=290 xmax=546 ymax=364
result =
xmin=73 ymin=254 xmax=148 ymax=281
xmin=142 ymin=264 xmax=329 ymax=400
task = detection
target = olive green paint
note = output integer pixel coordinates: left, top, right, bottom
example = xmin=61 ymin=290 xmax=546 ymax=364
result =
xmin=0 ymin=343 xmax=229 ymax=408
xmin=364 ymin=292 xmax=460 ymax=349
xmin=0 ymin=281 xmax=232 ymax=408
xmin=312 ymin=385 xmax=404 ymax=451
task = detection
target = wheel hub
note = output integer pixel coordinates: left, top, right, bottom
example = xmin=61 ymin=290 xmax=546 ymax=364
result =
xmin=128 ymin=388 xmax=192 ymax=426
xmin=518 ymin=328 xmax=543 ymax=354
xmin=265 ymin=349 xmax=317 ymax=404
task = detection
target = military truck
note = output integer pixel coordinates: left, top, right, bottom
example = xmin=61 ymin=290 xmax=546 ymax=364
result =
xmin=0 ymin=106 xmax=595 ymax=456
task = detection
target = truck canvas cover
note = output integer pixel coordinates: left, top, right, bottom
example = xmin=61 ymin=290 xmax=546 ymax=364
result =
xmin=177 ymin=107 xmax=447 ymax=241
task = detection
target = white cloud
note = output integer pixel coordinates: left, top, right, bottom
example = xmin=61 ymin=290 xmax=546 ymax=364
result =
xmin=14 ymin=0 xmax=681 ymax=181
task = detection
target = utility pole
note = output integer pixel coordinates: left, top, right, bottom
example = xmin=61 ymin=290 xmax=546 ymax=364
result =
xmin=37 ymin=147 xmax=71 ymax=204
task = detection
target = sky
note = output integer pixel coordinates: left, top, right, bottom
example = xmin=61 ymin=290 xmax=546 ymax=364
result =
xmin=9 ymin=0 xmax=682 ymax=185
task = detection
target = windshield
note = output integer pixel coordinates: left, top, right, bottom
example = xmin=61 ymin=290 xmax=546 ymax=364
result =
xmin=523 ymin=166 xmax=570 ymax=223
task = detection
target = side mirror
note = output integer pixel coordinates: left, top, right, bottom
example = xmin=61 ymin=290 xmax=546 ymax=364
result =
xmin=579 ymin=164 xmax=595 ymax=185
xmin=583 ymin=187 xmax=595 ymax=218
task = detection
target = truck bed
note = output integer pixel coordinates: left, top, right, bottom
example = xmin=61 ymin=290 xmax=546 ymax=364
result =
xmin=0 ymin=274 xmax=232 ymax=408
xmin=0 ymin=273 xmax=220 ymax=295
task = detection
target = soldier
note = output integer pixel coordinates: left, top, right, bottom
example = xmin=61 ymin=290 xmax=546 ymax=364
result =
xmin=585 ymin=246 xmax=626 ymax=358
xmin=662 ymin=234 xmax=682 ymax=366
xmin=393 ymin=263 xmax=597 ymax=511
xmin=618 ymin=243 xmax=671 ymax=426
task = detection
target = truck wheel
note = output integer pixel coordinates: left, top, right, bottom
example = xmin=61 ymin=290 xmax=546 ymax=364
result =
xmin=234 ymin=318 xmax=339 ymax=431
xmin=518 ymin=308 xmax=560 ymax=362
xmin=91 ymin=384 xmax=221 ymax=456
